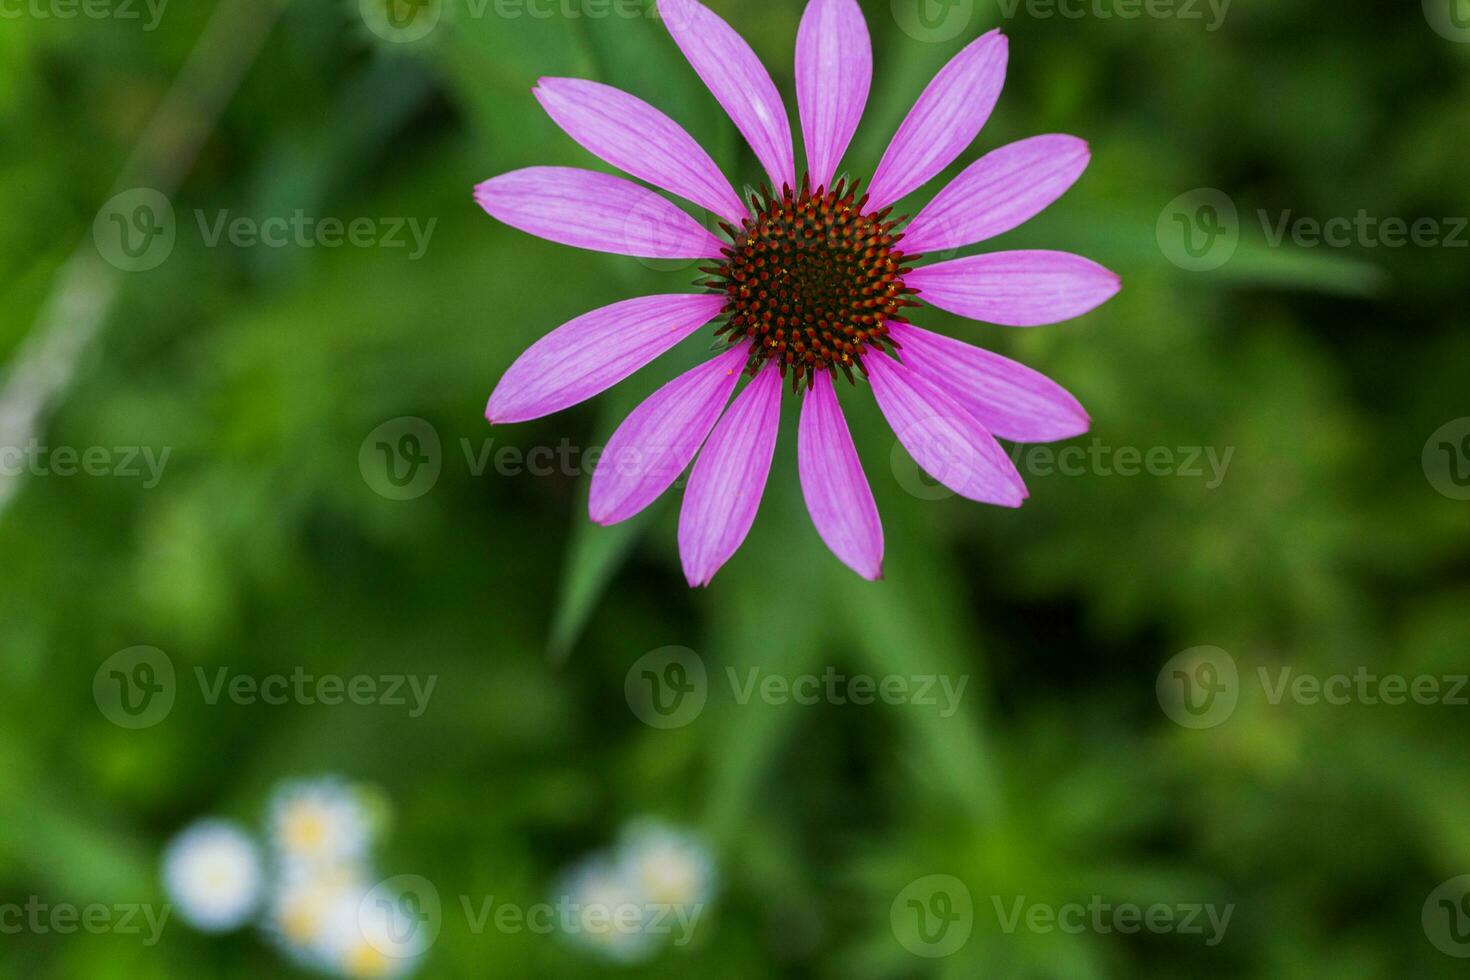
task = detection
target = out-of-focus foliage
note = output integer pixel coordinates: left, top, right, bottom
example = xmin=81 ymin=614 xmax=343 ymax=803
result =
xmin=1 ymin=0 xmax=1467 ymax=976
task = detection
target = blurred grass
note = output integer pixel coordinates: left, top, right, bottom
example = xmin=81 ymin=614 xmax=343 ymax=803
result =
xmin=1 ymin=0 xmax=1468 ymax=977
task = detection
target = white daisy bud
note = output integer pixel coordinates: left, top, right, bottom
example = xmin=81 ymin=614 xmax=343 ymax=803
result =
xmin=162 ymin=819 xmax=264 ymax=933
xmin=268 ymin=777 xmax=375 ymax=869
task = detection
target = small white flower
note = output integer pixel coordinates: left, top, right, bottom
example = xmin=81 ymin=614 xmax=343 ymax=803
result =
xmin=617 ymin=819 xmax=716 ymax=913
xmin=162 ymin=819 xmax=264 ymax=933
xmin=268 ymin=777 xmax=374 ymax=869
xmin=321 ymin=881 xmax=427 ymax=979
xmin=264 ymin=861 xmax=367 ymax=973
xmin=554 ymin=856 xmax=659 ymax=964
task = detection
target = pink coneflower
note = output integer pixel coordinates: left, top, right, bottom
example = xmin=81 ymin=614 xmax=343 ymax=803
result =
xmin=478 ymin=0 xmax=1119 ymax=586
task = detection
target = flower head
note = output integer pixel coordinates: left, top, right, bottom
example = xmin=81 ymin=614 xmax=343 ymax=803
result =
xmin=553 ymin=818 xmax=718 ymax=963
xmin=553 ymin=855 xmax=662 ymax=964
xmin=707 ymin=179 xmax=918 ymax=385
xmin=317 ymin=879 xmax=427 ymax=979
xmin=617 ymin=819 xmax=716 ymax=911
xmin=268 ymin=777 xmax=375 ymax=870
xmin=477 ymin=0 xmax=1119 ymax=586
xmin=265 ymin=861 xmax=369 ymax=971
xmin=162 ymin=819 xmax=264 ymax=932
xmin=266 ymin=862 xmax=427 ymax=978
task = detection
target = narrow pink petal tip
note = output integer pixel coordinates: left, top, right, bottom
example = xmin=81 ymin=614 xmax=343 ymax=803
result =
xmin=588 ymin=344 xmax=747 ymax=526
xmin=865 ymin=353 xmax=1027 ymax=506
xmin=677 ymin=361 xmax=783 ymax=587
xmin=486 ymin=293 xmax=724 ymax=425
xmin=658 ymin=0 xmax=795 ymax=190
xmin=474 ymin=166 xmax=723 ymax=259
xmin=796 ymin=0 xmax=873 ymax=190
xmin=798 ymin=370 xmax=884 ymax=580
xmin=867 ymin=27 xmax=1008 ymax=209
xmin=905 ymin=251 xmax=1121 ymax=328
xmin=902 ymin=134 xmax=1092 ymax=253
xmin=885 ymin=321 xmax=1090 ymax=443
xmin=532 ymin=76 xmax=746 ymax=225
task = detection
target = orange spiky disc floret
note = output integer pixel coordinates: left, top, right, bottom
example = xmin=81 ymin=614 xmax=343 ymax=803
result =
xmin=701 ymin=176 xmax=923 ymax=390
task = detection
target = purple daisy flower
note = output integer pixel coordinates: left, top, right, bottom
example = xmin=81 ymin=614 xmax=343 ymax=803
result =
xmin=477 ymin=0 xmax=1120 ymax=587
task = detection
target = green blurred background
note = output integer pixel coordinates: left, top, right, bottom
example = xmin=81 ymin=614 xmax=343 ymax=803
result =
xmin=3 ymin=0 xmax=1469 ymax=975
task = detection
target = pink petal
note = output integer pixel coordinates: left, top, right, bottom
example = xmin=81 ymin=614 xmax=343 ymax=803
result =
xmin=589 ymin=344 xmax=748 ymax=525
xmin=902 ymin=135 xmax=1090 ymax=254
xmin=658 ymin=0 xmax=796 ymax=191
xmin=474 ymin=167 xmax=723 ymax=259
xmin=906 ymin=250 xmax=1121 ymax=327
xmin=798 ymin=370 xmax=883 ymax=579
xmin=796 ymin=0 xmax=872 ymax=190
xmin=864 ymin=352 xmax=1026 ymax=506
xmin=486 ymin=294 xmax=726 ymax=424
xmin=678 ymin=360 xmax=783 ymax=587
xmin=534 ymin=78 xmax=747 ymax=226
xmin=886 ymin=321 xmax=1088 ymax=443
xmin=866 ymin=30 xmax=1008 ymax=211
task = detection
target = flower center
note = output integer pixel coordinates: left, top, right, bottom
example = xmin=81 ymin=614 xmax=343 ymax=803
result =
xmin=704 ymin=178 xmax=921 ymax=387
